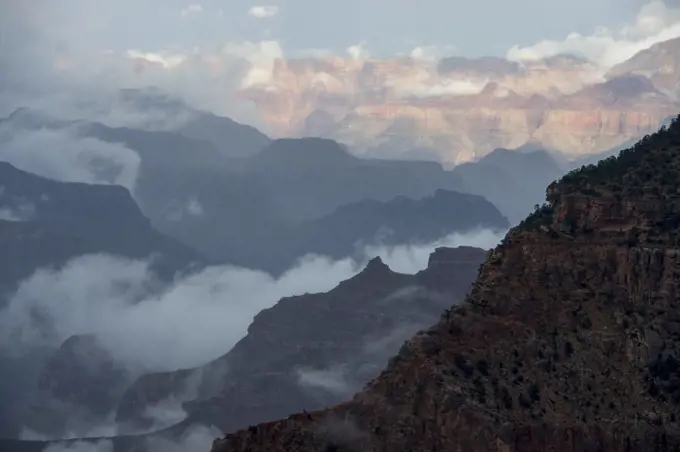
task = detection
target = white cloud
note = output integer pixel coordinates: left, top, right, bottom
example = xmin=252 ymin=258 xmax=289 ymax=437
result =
xmin=347 ymin=43 xmax=370 ymax=60
xmin=219 ymin=40 xmax=284 ymax=89
xmin=0 ymin=0 xmax=281 ymax=133
xmin=145 ymin=424 xmax=223 ymax=452
xmin=165 ymin=197 xmax=206 ymax=222
xmin=409 ymin=44 xmax=457 ymax=60
xmin=0 ymin=230 xmax=504 ymax=375
xmin=0 ymin=203 xmax=36 ymax=222
xmin=40 ymin=424 xmax=221 ymax=452
xmin=506 ymin=1 xmax=680 ymax=68
xmin=296 ymin=365 xmax=353 ymax=396
xmin=383 ymin=66 xmax=490 ymax=99
xmin=180 ymin=4 xmax=203 ymax=17
xmin=124 ymin=50 xmax=187 ymax=69
xmin=0 ymin=124 xmax=141 ymax=191
xmin=185 ymin=198 xmax=204 ymax=217
xmin=294 ymin=48 xmax=334 ymax=58
xmin=44 ymin=439 xmax=113 ymax=452
xmin=248 ymin=6 xmax=279 ymax=19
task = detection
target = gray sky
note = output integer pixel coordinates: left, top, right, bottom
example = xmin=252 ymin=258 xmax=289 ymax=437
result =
xmin=0 ymin=0 xmax=656 ymax=58
xmin=1 ymin=0 xmax=679 ymax=124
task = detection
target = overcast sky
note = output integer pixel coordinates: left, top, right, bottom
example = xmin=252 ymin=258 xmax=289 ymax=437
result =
xmin=1 ymin=0 xmax=679 ymax=123
xmin=0 ymin=0 xmax=663 ymax=58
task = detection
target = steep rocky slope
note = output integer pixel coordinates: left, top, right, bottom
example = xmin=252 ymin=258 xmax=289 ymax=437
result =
xmin=115 ymin=247 xmax=487 ymax=437
xmin=213 ymin=118 xmax=680 ymax=451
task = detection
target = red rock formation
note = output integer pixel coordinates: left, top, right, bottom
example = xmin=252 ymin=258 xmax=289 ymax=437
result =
xmin=238 ymin=47 xmax=680 ymax=164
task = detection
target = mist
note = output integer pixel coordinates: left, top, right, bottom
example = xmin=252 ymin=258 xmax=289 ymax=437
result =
xmin=40 ymin=424 xmax=222 ymax=452
xmin=0 ymin=124 xmax=141 ymax=191
xmin=0 ymin=229 xmax=503 ymax=375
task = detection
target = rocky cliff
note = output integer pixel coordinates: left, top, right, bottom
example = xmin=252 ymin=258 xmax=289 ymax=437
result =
xmin=212 ymin=118 xmax=680 ymax=451
xmin=607 ymin=37 xmax=680 ymax=98
xmin=115 ymin=247 xmax=487 ymax=438
xmin=239 ymin=46 xmax=680 ymax=165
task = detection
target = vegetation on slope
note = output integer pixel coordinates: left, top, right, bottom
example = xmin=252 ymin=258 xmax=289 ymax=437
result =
xmin=516 ymin=114 xmax=680 ymax=234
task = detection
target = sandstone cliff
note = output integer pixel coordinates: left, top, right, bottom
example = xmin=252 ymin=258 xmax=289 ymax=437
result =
xmin=239 ymin=46 xmax=680 ymax=164
xmin=212 ymin=118 xmax=680 ymax=451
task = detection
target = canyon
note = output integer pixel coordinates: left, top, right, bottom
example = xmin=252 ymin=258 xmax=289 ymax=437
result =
xmin=212 ymin=118 xmax=680 ymax=451
xmin=237 ymin=39 xmax=680 ymax=165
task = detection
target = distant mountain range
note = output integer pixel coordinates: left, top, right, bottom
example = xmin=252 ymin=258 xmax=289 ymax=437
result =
xmin=0 ymin=102 xmax=508 ymax=442
xmin=1 ymin=108 xmax=513 ymax=274
xmin=0 ymin=161 xmax=205 ymax=293
xmin=227 ymin=38 xmax=680 ymax=165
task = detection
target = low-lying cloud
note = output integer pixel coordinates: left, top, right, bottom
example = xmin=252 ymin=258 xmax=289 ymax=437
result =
xmin=0 ymin=124 xmax=141 ymax=191
xmin=41 ymin=424 xmax=221 ymax=452
xmin=295 ymin=322 xmax=427 ymax=398
xmin=0 ymin=229 xmax=503 ymax=375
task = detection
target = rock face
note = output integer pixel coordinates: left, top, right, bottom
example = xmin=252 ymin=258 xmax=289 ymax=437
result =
xmin=607 ymin=37 xmax=680 ymax=97
xmin=22 ymin=335 xmax=130 ymax=439
xmin=116 ymin=247 xmax=487 ymax=438
xmin=238 ymin=47 xmax=680 ymax=164
xmin=212 ymin=119 xmax=680 ymax=451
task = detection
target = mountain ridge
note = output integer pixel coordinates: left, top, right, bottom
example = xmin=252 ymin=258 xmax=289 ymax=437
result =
xmin=235 ymin=42 xmax=680 ymax=164
xmin=212 ymin=117 xmax=680 ymax=451
xmin=0 ymin=161 xmax=205 ymax=289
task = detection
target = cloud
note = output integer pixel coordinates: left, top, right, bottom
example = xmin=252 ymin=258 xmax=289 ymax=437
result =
xmin=506 ymin=1 xmax=680 ymax=68
xmin=145 ymin=424 xmax=223 ymax=452
xmin=0 ymin=229 xmax=503 ymax=375
xmin=294 ymin=48 xmax=334 ymax=58
xmin=0 ymin=124 xmax=141 ymax=191
xmin=220 ymin=40 xmax=283 ymax=89
xmin=40 ymin=424 xmax=220 ymax=452
xmin=295 ymin=322 xmax=427 ymax=398
xmin=165 ymin=197 xmax=205 ymax=222
xmin=180 ymin=4 xmax=203 ymax=17
xmin=44 ymin=439 xmax=113 ymax=452
xmin=409 ymin=45 xmax=457 ymax=61
xmin=248 ymin=6 xmax=279 ymax=19
xmin=0 ymin=1 xmax=280 ymax=133
xmin=295 ymin=365 xmax=352 ymax=396
xmin=0 ymin=204 xmax=36 ymax=222
xmin=0 ymin=186 xmax=37 ymax=222
xmin=395 ymin=78 xmax=489 ymax=98
xmin=346 ymin=43 xmax=370 ymax=60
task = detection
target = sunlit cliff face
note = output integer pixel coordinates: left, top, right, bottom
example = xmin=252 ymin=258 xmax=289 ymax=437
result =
xmin=231 ymin=53 xmax=676 ymax=165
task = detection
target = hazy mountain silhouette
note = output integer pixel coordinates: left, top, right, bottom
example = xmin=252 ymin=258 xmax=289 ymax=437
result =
xmin=0 ymin=162 xmax=205 ymax=292
xmin=451 ymin=148 xmax=564 ymax=224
